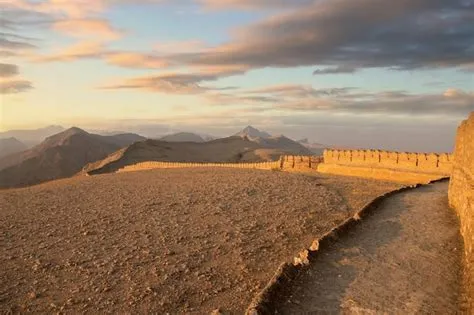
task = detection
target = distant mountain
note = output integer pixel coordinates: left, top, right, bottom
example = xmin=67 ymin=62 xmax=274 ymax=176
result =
xmin=253 ymin=135 xmax=313 ymax=155
xmin=84 ymin=134 xmax=311 ymax=175
xmin=0 ymin=127 xmax=146 ymax=188
xmin=0 ymin=138 xmax=27 ymax=158
xmin=234 ymin=126 xmax=311 ymax=155
xmin=297 ymin=138 xmax=327 ymax=155
xmin=0 ymin=125 xmax=65 ymax=148
xmin=160 ymin=132 xmax=205 ymax=143
xmin=87 ymin=129 xmax=129 ymax=136
xmin=200 ymin=134 xmax=217 ymax=142
xmin=102 ymin=133 xmax=147 ymax=147
xmin=234 ymin=126 xmax=272 ymax=140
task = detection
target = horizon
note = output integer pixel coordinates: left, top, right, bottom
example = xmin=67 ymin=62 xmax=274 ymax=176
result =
xmin=2 ymin=0 xmax=474 ymax=152
xmin=0 ymin=122 xmax=465 ymax=153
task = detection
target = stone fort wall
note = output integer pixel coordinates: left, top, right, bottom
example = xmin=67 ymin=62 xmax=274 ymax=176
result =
xmin=323 ymin=149 xmax=452 ymax=174
xmin=317 ymin=149 xmax=453 ymax=184
xmin=117 ymin=160 xmax=281 ymax=173
xmin=449 ymin=112 xmax=474 ymax=312
xmin=114 ymin=155 xmax=322 ymax=173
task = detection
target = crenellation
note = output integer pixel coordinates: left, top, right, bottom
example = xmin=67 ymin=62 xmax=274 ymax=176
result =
xmin=116 ymin=159 xmax=283 ymax=173
xmin=320 ymin=149 xmax=453 ymax=181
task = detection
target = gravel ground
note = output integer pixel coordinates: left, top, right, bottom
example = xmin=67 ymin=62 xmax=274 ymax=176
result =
xmin=275 ymin=181 xmax=464 ymax=314
xmin=0 ymin=168 xmax=401 ymax=314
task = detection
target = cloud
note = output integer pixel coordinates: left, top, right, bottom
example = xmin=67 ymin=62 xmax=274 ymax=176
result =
xmin=198 ymin=0 xmax=314 ymax=10
xmin=104 ymin=52 xmax=168 ymax=68
xmin=160 ymin=0 xmax=474 ymax=74
xmin=205 ymin=92 xmax=280 ymax=105
xmin=4 ymin=0 xmax=107 ymax=19
xmin=99 ymin=72 xmax=224 ymax=94
xmin=284 ymin=89 xmax=474 ymax=117
xmin=245 ymin=85 xmax=354 ymax=97
xmin=33 ymin=38 xmax=208 ymax=67
xmin=0 ymin=38 xmax=36 ymax=50
xmin=99 ymin=65 xmax=247 ymax=93
xmin=0 ymin=80 xmax=33 ymax=94
xmin=0 ymin=51 xmax=19 ymax=58
xmin=0 ymin=63 xmax=19 ymax=78
xmin=206 ymin=84 xmax=474 ymax=117
xmin=313 ymin=65 xmax=357 ymax=75
xmin=52 ymin=19 xmax=123 ymax=40
xmin=0 ymin=32 xmax=37 ymax=52
xmin=32 ymin=41 xmax=106 ymax=62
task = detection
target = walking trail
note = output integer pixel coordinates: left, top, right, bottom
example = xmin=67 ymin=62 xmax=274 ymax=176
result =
xmin=273 ymin=181 xmax=466 ymax=314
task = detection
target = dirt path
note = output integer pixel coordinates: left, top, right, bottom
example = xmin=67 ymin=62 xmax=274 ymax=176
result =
xmin=274 ymin=181 xmax=465 ymax=314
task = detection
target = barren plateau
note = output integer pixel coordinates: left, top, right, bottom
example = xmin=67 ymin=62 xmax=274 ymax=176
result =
xmin=1 ymin=168 xmax=401 ymax=314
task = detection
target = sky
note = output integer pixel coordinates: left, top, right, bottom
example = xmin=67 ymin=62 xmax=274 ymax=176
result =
xmin=1 ymin=0 xmax=473 ymax=152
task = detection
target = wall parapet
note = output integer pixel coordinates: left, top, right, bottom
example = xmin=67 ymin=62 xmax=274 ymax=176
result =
xmin=449 ymin=112 xmax=474 ymax=313
xmin=281 ymin=155 xmax=323 ymax=170
xmin=109 ymin=155 xmax=322 ymax=174
xmin=323 ymin=149 xmax=453 ymax=175
xmin=116 ymin=160 xmax=282 ymax=173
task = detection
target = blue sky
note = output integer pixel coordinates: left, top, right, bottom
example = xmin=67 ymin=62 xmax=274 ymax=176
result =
xmin=1 ymin=0 xmax=473 ymax=151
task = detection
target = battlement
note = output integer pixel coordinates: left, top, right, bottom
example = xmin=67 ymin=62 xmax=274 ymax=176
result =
xmin=280 ymin=155 xmax=323 ymax=170
xmin=116 ymin=160 xmax=282 ymax=173
xmin=323 ymin=149 xmax=453 ymax=175
xmin=113 ymin=155 xmax=323 ymax=174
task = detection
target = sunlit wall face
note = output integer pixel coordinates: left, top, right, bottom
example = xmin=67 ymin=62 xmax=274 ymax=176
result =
xmin=1 ymin=0 xmax=473 ymax=152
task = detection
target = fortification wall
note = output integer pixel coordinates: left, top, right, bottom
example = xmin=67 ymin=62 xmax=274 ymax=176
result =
xmin=115 ymin=155 xmax=322 ymax=174
xmin=280 ymin=155 xmax=323 ymax=170
xmin=319 ymin=149 xmax=452 ymax=184
xmin=449 ymin=112 xmax=474 ymax=312
xmin=323 ymin=149 xmax=452 ymax=175
xmin=116 ymin=160 xmax=282 ymax=173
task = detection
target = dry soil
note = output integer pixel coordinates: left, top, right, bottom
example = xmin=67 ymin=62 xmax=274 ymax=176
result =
xmin=0 ymin=168 xmax=401 ymax=314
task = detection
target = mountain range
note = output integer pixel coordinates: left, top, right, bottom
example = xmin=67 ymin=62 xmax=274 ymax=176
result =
xmin=0 ymin=125 xmax=324 ymax=188
xmin=0 ymin=128 xmax=145 ymax=188
xmin=0 ymin=125 xmax=65 ymax=148
xmin=84 ymin=126 xmax=312 ymax=175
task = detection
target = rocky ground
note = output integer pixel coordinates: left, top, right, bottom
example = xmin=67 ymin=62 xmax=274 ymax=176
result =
xmin=0 ymin=168 xmax=401 ymax=314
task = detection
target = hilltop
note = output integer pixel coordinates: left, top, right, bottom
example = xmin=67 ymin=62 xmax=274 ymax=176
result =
xmin=0 ymin=127 xmax=146 ymax=188
xmin=234 ymin=126 xmax=272 ymax=140
xmin=160 ymin=132 xmax=206 ymax=143
xmin=0 ymin=137 xmax=27 ymax=158
xmin=234 ymin=126 xmax=312 ymax=155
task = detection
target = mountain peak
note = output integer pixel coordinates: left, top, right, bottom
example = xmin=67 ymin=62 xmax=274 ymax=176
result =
xmin=235 ymin=126 xmax=272 ymax=139
xmin=64 ymin=127 xmax=88 ymax=135
xmin=42 ymin=127 xmax=89 ymax=147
